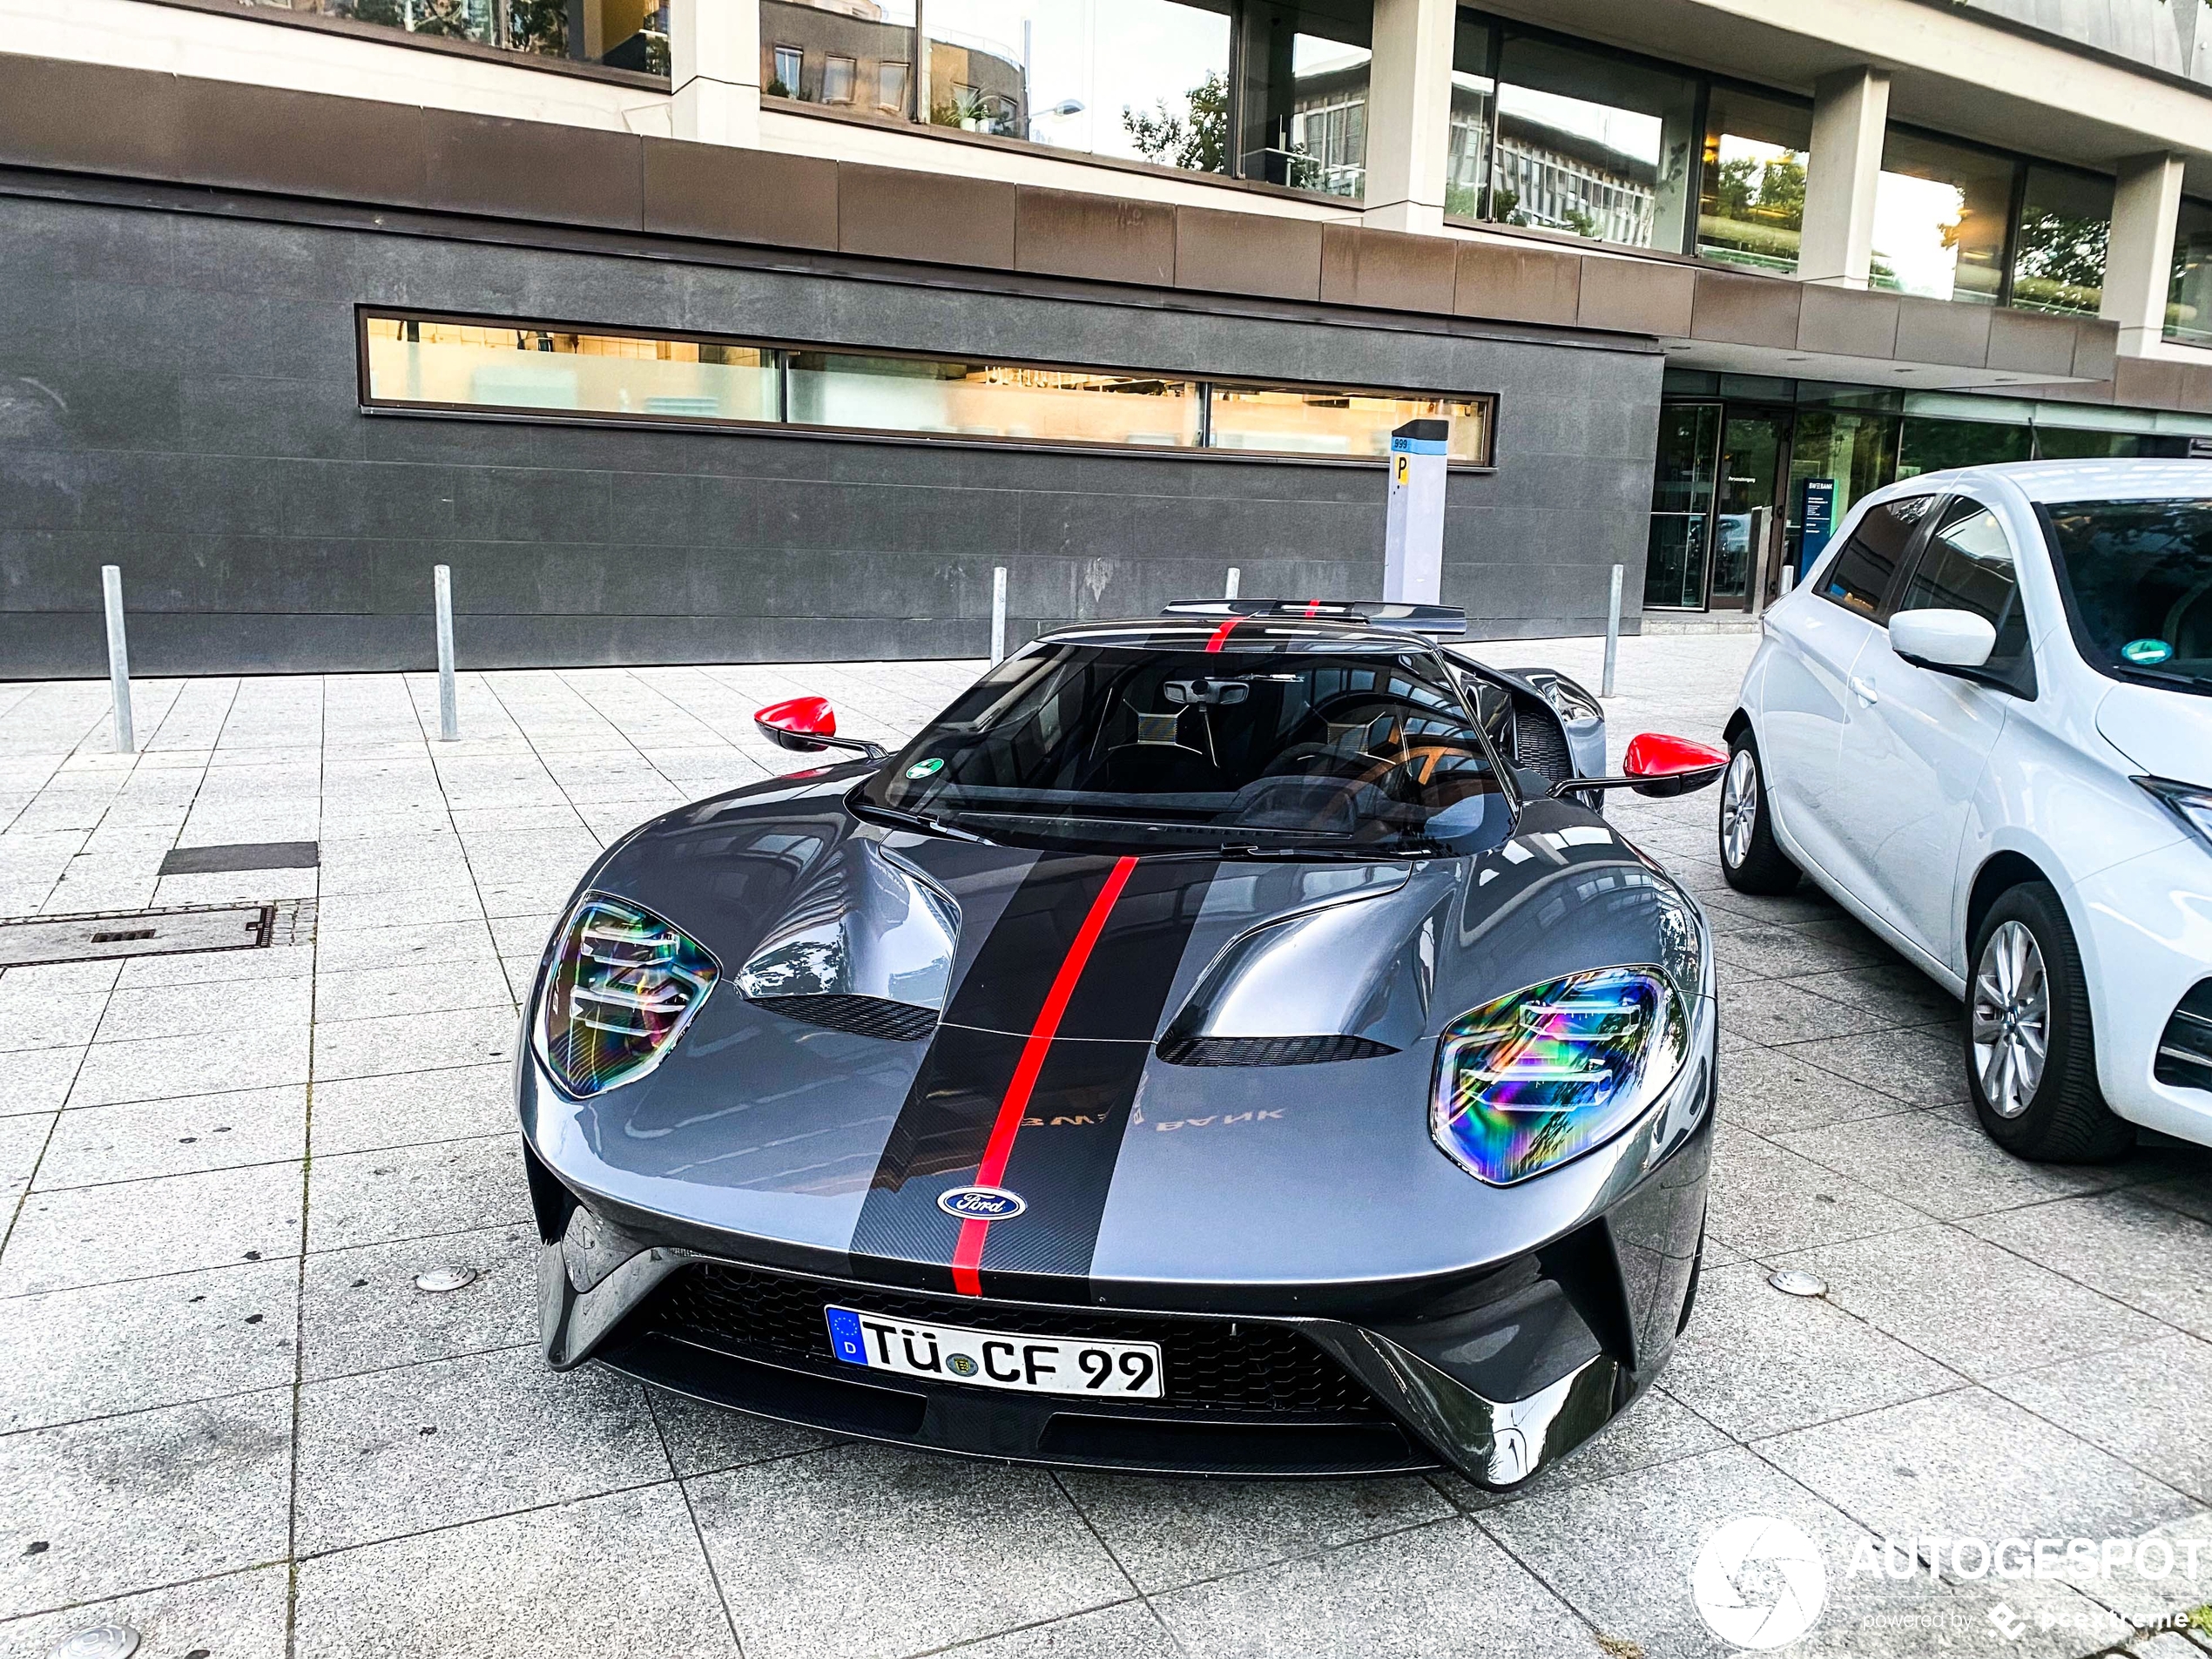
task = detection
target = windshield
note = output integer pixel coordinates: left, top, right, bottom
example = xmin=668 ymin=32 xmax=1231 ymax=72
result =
xmin=861 ymin=641 xmax=1514 ymax=856
xmin=2041 ymin=498 xmax=2212 ymax=694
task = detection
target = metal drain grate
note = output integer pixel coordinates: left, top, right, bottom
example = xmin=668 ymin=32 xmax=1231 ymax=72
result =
xmin=0 ymin=900 xmax=314 ymax=968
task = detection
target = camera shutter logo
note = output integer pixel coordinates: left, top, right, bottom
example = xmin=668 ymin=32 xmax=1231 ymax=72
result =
xmin=1691 ymin=1514 xmax=1828 ymax=1650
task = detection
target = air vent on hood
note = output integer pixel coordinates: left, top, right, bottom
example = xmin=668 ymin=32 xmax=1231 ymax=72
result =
xmin=1158 ymin=1035 xmax=1398 ymax=1067
xmin=753 ymin=993 xmax=938 ymax=1042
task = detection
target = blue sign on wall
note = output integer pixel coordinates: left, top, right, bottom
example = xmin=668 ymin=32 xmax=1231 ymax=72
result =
xmin=1798 ymin=477 xmax=1838 ymax=575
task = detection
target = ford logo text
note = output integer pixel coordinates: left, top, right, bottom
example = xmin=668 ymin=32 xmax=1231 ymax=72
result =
xmin=937 ymin=1185 xmax=1026 ymax=1221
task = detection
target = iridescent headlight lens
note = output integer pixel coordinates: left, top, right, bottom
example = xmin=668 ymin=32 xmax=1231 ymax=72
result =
xmin=1430 ymin=967 xmax=1689 ymax=1185
xmin=536 ymin=894 xmax=718 ymax=1098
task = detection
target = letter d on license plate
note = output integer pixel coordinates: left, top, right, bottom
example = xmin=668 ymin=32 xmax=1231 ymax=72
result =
xmin=825 ymin=1305 xmax=1164 ymax=1399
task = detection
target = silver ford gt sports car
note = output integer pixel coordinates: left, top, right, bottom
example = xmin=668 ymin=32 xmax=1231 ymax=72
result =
xmin=519 ymin=601 xmax=1725 ymax=1486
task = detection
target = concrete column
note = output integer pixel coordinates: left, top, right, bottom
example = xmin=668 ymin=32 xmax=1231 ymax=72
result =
xmin=1797 ymin=66 xmax=1890 ymax=288
xmin=1360 ymin=0 xmax=1457 ymax=234
xmin=2102 ymin=152 xmax=2185 ymax=357
xmin=669 ymin=0 xmax=759 ymax=148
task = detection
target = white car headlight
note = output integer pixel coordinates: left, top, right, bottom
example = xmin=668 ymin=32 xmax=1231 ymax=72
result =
xmin=2136 ymin=777 xmax=2212 ymax=853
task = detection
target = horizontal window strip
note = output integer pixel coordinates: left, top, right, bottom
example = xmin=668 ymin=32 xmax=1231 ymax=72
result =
xmin=360 ymin=314 xmax=1495 ymax=466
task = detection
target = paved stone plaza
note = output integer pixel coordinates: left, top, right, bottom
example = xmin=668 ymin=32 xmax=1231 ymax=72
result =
xmin=0 ymin=634 xmax=2206 ymax=1659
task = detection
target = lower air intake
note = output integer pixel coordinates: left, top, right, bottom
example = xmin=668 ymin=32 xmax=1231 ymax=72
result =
xmin=1157 ymin=1034 xmax=1397 ymax=1067
xmin=2155 ymin=980 xmax=2212 ymax=1093
xmin=751 ymin=994 xmax=938 ymax=1042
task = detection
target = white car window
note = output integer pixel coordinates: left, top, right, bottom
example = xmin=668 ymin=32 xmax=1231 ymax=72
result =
xmin=1896 ymin=500 xmax=2036 ymax=696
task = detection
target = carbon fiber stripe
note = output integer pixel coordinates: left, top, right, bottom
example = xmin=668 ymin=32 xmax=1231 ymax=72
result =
xmin=848 ymin=854 xmax=1217 ymax=1299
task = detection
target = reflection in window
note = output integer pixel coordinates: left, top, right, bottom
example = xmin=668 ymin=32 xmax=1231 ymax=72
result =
xmin=1445 ymin=13 xmax=1494 ymax=222
xmin=916 ymin=1 xmax=1231 ymax=172
xmin=788 ymin=356 xmax=1203 ymax=448
xmin=1486 ymin=34 xmax=1697 ymax=250
xmin=233 ymin=0 xmax=667 ymax=71
xmin=1238 ymin=3 xmax=1373 ymax=201
xmin=365 ymin=315 xmax=1498 ymax=467
xmin=1872 ymin=131 xmax=2015 ymax=306
xmin=363 ymin=320 xmax=778 ymax=421
xmin=1208 ymin=388 xmax=1490 ymax=462
xmin=761 ymin=0 xmax=915 ymax=111
xmin=877 ymin=60 xmax=910 ymax=114
xmin=2167 ymin=197 xmax=2212 ymax=347
xmin=2009 ymin=166 xmax=2111 ymax=317
xmin=1697 ymin=86 xmax=1809 ymax=274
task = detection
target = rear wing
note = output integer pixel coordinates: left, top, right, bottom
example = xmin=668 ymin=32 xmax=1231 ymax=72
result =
xmin=1161 ymin=598 xmax=1467 ymax=637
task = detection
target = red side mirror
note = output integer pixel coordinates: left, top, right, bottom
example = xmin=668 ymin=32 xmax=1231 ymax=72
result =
xmin=1622 ymin=732 xmax=1730 ymax=798
xmin=754 ymin=695 xmax=840 ymax=753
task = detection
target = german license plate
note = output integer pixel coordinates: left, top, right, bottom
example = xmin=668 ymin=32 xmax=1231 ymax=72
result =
xmin=825 ymin=1305 xmax=1164 ymax=1399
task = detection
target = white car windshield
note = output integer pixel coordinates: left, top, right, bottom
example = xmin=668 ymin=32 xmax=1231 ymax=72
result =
xmin=2041 ymin=498 xmax=2212 ymax=694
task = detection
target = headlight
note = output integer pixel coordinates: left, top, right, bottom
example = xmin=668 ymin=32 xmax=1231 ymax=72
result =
xmin=1430 ymin=967 xmax=1689 ymax=1185
xmin=2137 ymin=777 xmax=2212 ymax=853
xmin=536 ymin=893 xmax=719 ymax=1098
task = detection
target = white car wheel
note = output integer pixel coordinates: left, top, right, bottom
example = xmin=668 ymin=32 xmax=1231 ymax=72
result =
xmin=1970 ymin=920 xmax=2048 ymax=1118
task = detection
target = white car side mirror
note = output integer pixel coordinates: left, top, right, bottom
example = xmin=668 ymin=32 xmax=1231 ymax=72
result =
xmin=1890 ymin=609 xmax=1996 ymax=670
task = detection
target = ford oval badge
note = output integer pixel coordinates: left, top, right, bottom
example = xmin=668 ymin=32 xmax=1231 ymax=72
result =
xmin=937 ymin=1185 xmax=1025 ymax=1221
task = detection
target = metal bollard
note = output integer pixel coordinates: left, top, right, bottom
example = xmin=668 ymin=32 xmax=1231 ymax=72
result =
xmin=101 ymin=564 xmax=133 ymax=754
xmin=989 ymin=567 xmax=1008 ymax=666
xmin=434 ymin=565 xmax=458 ymax=741
xmin=1225 ymin=567 xmax=1241 ymax=600
xmin=1778 ymin=563 xmax=1796 ymax=597
xmin=1602 ymin=564 xmax=1622 ymax=698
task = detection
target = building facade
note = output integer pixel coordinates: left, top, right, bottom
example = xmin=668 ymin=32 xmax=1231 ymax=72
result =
xmin=4 ymin=0 xmax=2212 ymax=674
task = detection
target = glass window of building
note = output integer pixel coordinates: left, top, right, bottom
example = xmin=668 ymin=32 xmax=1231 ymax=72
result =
xmin=1871 ymin=130 xmax=2015 ymax=306
xmin=1445 ymin=13 xmax=1495 ymax=221
xmin=919 ymin=0 xmax=1232 ymax=169
xmin=789 ymin=355 xmax=1204 ymax=447
xmin=877 ymin=60 xmax=910 ymax=114
xmin=761 ymin=0 xmax=916 ymax=111
xmin=2167 ymin=197 xmax=2212 ymax=347
xmin=233 ymin=0 xmax=667 ymax=71
xmin=1237 ymin=1 xmax=1373 ymax=201
xmin=1697 ymin=85 xmax=1811 ymax=273
xmin=1484 ymin=33 xmax=1698 ymax=251
xmin=1208 ymin=388 xmax=1489 ymax=461
xmin=2009 ymin=166 xmax=2112 ymax=317
xmin=364 ymin=320 xmax=779 ymax=422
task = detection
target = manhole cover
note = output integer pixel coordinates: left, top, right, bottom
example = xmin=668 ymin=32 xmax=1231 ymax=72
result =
xmin=46 ymin=1627 xmax=139 ymax=1659
xmin=0 ymin=901 xmax=313 ymax=968
xmin=1769 ymin=1270 xmax=1829 ymax=1298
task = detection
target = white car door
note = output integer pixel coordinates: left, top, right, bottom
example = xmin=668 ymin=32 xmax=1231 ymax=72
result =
xmin=1828 ymin=496 xmax=2028 ymax=972
xmin=1757 ymin=496 xmax=1935 ymax=880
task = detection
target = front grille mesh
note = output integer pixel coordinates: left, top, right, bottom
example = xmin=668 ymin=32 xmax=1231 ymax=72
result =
xmin=2155 ymin=980 xmax=2212 ymax=1093
xmin=644 ymin=1263 xmax=1380 ymax=1417
xmin=749 ymin=994 xmax=938 ymax=1041
xmin=1157 ymin=1035 xmax=1397 ymax=1067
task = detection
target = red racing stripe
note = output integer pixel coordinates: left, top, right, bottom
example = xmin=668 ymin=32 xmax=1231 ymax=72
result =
xmin=950 ymin=853 xmax=1139 ymax=1294
xmin=1202 ymin=617 xmax=1240 ymax=653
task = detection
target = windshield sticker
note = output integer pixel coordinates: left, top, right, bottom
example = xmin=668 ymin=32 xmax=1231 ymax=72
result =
xmin=904 ymin=757 xmax=945 ymax=779
xmin=2121 ymin=638 xmax=2175 ymax=666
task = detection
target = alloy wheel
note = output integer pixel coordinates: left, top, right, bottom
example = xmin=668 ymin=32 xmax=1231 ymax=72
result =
xmin=1971 ymin=920 xmax=2049 ymax=1118
xmin=1719 ymin=749 xmax=1758 ymax=869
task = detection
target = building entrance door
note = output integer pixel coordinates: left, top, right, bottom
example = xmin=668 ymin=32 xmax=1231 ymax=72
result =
xmin=1646 ymin=401 xmax=1793 ymax=611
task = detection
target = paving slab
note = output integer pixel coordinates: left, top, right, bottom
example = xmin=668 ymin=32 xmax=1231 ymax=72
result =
xmin=645 ymin=1386 xmax=838 ymax=1479
xmin=298 ymin=1222 xmax=539 ymax=1381
xmin=311 ymin=1007 xmax=516 ymax=1082
xmin=68 ymin=1022 xmax=313 ymax=1108
xmin=293 ymin=1344 xmax=670 ymax=1553
xmin=0 ymin=1159 xmax=305 ymax=1295
xmin=0 ymin=1386 xmax=293 ymax=1618
xmin=0 ymin=1562 xmax=289 ymax=1659
xmin=307 ymin=1062 xmax=513 ymax=1157
xmin=1989 ymin=1333 xmax=2212 ymax=1505
xmin=306 ymin=1135 xmax=529 ymax=1251
xmin=1969 ymin=1189 xmax=2212 ymax=1340
xmin=686 ymin=1441 xmax=1132 ymax=1659
xmin=34 ymin=1083 xmax=306 ymax=1188
xmin=1704 ymin=1124 xmax=1931 ymax=1258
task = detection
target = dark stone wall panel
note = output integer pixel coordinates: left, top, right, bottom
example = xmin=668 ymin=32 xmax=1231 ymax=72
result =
xmin=0 ymin=194 xmax=1662 ymax=677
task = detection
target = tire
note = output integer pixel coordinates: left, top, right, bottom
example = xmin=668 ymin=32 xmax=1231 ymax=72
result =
xmin=1717 ymin=733 xmax=1800 ymax=895
xmin=1966 ymin=882 xmax=2134 ymax=1163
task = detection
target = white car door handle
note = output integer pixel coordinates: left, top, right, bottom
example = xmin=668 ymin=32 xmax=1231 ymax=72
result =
xmin=1849 ymin=676 xmax=1879 ymax=705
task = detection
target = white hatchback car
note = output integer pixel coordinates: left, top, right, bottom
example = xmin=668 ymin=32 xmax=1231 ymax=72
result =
xmin=1720 ymin=459 xmax=2212 ymax=1160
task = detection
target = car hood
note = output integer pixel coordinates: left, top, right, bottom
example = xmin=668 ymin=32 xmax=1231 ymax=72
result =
xmin=520 ymin=765 xmax=1715 ymax=1304
xmin=2095 ymin=683 xmax=2212 ymax=787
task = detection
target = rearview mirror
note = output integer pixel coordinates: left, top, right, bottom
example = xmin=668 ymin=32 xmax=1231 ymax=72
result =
xmin=1890 ymin=609 xmax=1995 ymax=670
xmin=1553 ymin=733 xmax=1729 ymax=800
xmin=753 ymin=697 xmax=887 ymax=761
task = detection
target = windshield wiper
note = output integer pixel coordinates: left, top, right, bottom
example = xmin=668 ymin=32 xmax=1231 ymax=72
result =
xmin=2109 ymin=664 xmax=2212 ymax=694
xmin=848 ymin=798 xmax=988 ymax=843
